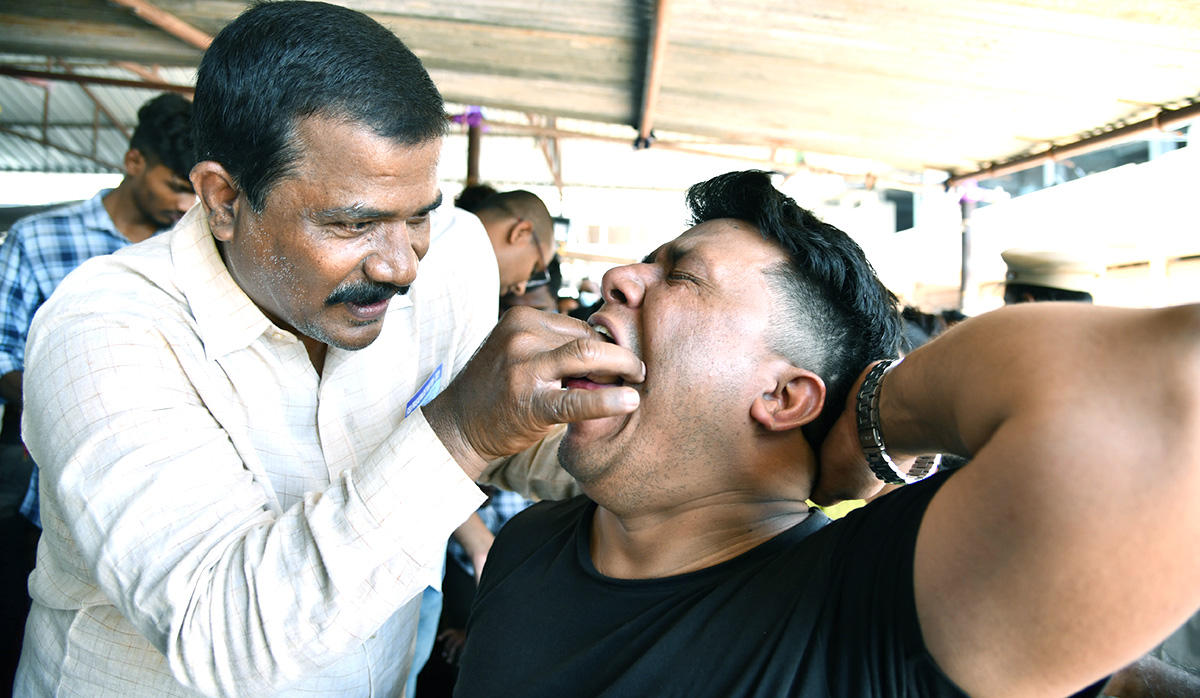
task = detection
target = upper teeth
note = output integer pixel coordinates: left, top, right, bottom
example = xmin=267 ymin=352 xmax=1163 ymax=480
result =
xmin=593 ymin=325 xmax=614 ymax=342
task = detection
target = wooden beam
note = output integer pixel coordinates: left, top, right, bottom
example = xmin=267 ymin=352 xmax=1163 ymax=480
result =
xmin=0 ymin=66 xmax=194 ymax=95
xmin=0 ymin=127 xmax=122 ymax=171
xmin=111 ymin=61 xmax=164 ymax=84
xmin=107 ymin=0 xmax=212 ymax=50
xmin=948 ymin=100 xmax=1200 ymax=185
xmin=635 ymin=0 xmax=673 ymax=146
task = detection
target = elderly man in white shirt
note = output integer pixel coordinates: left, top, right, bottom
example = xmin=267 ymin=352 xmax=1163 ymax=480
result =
xmin=13 ymin=2 xmax=641 ymax=697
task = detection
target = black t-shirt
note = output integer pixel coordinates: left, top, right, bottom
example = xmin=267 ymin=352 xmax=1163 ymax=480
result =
xmin=455 ymin=471 xmax=971 ymax=697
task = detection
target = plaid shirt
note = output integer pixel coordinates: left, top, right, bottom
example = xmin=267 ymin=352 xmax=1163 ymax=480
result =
xmin=0 ymin=189 xmax=126 ymax=527
xmin=448 ymin=488 xmax=536 ymax=578
xmin=0 ymin=189 xmax=127 ymax=378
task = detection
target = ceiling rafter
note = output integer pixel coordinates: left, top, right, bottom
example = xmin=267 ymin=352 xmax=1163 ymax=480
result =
xmin=56 ymin=59 xmax=131 ymax=139
xmin=107 ymin=0 xmax=213 ymax=50
xmin=947 ymin=100 xmax=1200 ymax=185
xmin=0 ymin=66 xmax=194 ymax=95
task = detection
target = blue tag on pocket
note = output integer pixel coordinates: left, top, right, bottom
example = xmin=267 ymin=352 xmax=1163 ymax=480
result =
xmin=405 ymin=363 xmax=443 ymax=417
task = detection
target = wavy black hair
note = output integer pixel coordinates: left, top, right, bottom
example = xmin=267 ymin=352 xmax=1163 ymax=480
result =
xmin=129 ymin=93 xmax=195 ymax=180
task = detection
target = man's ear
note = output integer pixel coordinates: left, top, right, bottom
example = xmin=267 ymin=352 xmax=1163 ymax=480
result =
xmin=749 ymin=367 xmax=826 ymax=432
xmin=506 ymin=217 xmax=535 ymax=245
xmin=190 ymin=161 xmax=241 ymax=242
xmin=124 ymin=148 xmax=146 ymax=178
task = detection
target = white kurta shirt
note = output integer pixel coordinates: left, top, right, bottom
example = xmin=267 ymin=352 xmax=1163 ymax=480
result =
xmin=15 ymin=202 xmax=498 ymax=697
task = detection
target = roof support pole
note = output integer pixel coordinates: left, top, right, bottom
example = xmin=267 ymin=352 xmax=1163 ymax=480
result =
xmin=466 ymin=122 xmax=482 ymax=187
xmin=634 ymin=0 xmax=673 ymax=148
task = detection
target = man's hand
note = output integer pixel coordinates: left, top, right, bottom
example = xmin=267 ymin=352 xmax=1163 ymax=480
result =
xmin=425 ymin=307 xmax=644 ymax=479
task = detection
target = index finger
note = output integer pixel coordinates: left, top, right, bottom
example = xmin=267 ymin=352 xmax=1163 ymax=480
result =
xmin=540 ymin=336 xmax=645 ymax=386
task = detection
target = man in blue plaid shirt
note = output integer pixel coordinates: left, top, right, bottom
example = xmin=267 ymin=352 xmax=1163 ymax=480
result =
xmin=0 ymin=92 xmax=196 ymax=530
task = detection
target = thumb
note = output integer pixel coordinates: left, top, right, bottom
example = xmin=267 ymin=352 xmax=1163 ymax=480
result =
xmin=540 ymin=385 xmax=641 ymax=423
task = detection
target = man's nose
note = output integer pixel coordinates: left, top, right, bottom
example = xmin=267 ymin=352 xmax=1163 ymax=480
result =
xmin=601 ymin=263 xmax=649 ymax=308
xmin=511 ymin=280 xmax=528 ymax=296
xmin=363 ymin=222 xmax=420 ymax=288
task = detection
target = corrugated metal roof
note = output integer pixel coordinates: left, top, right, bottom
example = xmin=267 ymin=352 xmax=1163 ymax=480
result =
xmin=0 ymin=0 xmax=1197 ymax=178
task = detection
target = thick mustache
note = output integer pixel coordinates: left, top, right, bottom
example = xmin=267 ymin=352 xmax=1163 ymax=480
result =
xmin=326 ymin=281 xmax=408 ymax=306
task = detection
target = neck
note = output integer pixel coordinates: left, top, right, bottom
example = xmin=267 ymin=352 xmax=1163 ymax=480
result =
xmin=589 ymin=495 xmax=810 ymax=579
xmin=102 ymin=181 xmax=157 ymax=243
xmin=301 ymin=335 xmax=328 ymax=377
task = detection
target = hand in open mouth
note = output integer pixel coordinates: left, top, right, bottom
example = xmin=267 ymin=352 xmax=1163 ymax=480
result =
xmin=563 ymin=322 xmax=628 ymax=390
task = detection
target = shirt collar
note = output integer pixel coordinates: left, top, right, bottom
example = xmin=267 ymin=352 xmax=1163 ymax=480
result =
xmin=171 ymin=203 xmax=274 ymax=361
xmin=79 ymin=189 xmax=125 ymax=240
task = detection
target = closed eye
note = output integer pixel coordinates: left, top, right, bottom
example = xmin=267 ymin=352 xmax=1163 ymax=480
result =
xmin=342 ymin=220 xmax=379 ymax=234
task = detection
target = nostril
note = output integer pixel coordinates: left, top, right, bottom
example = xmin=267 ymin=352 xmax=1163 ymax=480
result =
xmin=611 ymin=288 xmax=628 ymax=304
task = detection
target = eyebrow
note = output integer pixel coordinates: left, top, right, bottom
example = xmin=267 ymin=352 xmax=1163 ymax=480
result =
xmin=641 ymin=240 xmax=695 ymax=267
xmin=310 ymin=191 xmax=443 ymax=223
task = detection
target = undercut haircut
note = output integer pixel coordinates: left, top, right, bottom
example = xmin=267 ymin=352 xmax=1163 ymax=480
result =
xmin=191 ymin=0 xmax=447 ymax=212
xmin=129 ymin=93 xmax=196 ymax=181
xmin=685 ymin=170 xmax=902 ymax=447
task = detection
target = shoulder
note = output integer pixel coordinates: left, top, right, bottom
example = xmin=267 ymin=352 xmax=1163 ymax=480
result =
xmin=423 ymin=204 xmax=496 ymax=281
xmin=6 ymin=193 xmax=109 ymax=239
xmin=32 ymin=232 xmax=186 ymax=340
xmin=482 ymin=496 xmax=590 ymax=577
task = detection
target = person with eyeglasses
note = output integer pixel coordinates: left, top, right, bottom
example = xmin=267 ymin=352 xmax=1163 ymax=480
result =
xmin=471 ymin=190 xmax=557 ymax=297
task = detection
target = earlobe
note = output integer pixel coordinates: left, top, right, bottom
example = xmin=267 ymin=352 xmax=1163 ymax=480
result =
xmin=191 ymin=161 xmax=241 ymax=242
xmin=750 ymin=369 xmax=826 ymax=432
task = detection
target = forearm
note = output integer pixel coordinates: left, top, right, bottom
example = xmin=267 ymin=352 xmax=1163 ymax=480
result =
xmin=879 ymin=303 xmax=1200 ymax=463
xmin=452 ymin=513 xmax=495 ymax=581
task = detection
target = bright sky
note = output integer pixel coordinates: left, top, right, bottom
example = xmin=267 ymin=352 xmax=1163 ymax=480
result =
xmin=0 ymin=172 xmax=122 ymax=207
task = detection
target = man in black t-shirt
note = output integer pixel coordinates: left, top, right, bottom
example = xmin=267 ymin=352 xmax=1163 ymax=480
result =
xmin=455 ymin=170 xmax=1200 ymax=698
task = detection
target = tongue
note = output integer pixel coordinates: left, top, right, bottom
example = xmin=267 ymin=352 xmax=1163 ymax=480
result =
xmin=587 ymin=374 xmax=623 ymax=385
xmin=563 ymin=375 xmax=625 ymax=391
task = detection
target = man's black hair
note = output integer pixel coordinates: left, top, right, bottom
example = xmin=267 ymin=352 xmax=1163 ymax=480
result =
xmin=191 ymin=0 xmax=447 ymax=212
xmin=1004 ymin=283 xmax=1093 ymax=304
xmin=129 ymin=93 xmax=195 ymax=180
xmin=685 ymin=170 xmax=902 ymax=447
xmin=455 ymin=184 xmax=499 ymax=214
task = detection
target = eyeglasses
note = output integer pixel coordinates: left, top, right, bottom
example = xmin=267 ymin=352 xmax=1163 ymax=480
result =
xmin=525 ymin=223 xmax=552 ymax=289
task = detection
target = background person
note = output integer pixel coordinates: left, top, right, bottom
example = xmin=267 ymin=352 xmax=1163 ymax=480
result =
xmin=469 ymin=190 xmax=556 ymax=297
xmin=0 ymin=91 xmax=194 ymax=693
xmin=1001 ymin=247 xmax=1102 ymax=305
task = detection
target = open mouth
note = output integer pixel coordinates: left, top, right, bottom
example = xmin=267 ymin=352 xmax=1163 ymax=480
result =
xmin=562 ymin=322 xmax=625 ymax=389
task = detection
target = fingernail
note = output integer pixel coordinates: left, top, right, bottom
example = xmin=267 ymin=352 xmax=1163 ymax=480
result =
xmin=623 ymin=388 xmax=640 ymax=409
xmin=640 ymin=361 xmax=646 ymax=378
